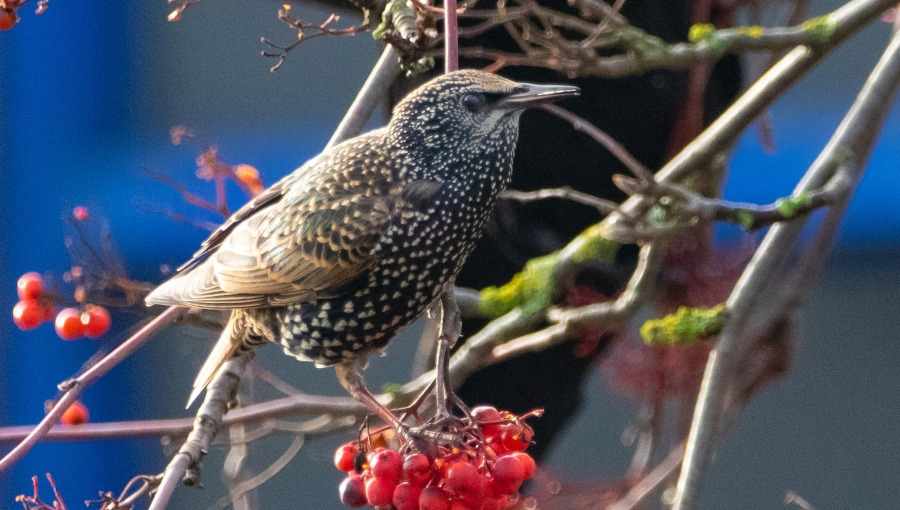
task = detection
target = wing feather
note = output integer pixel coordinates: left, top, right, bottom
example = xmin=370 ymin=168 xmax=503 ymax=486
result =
xmin=146 ymin=131 xmax=446 ymax=310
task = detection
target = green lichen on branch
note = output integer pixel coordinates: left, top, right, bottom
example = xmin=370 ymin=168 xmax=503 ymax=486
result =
xmin=640 ymin=304 xmax=726 ymax=346
xmin=616 ymin=26 xmax=671 ymax=62
xmin=801 ymin=15 xmax=837 ymax=43
xmin=479 ymin=254 xmax=557 ymax=318
xmin=687 ymin=23 xmax=727 ymax=50
xmin=775 ymin=192 xmax=813 ymax=217
xmin=478 ymin=223 xmax=619 ymax=318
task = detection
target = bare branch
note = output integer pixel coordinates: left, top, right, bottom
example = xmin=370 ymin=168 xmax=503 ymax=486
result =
xmin=673 ymin=24 xmax=900 ymax=510
xmin=0 ymin=306 xmax=187 ymax=473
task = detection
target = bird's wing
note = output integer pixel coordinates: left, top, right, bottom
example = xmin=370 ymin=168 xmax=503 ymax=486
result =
xmin=147 ymin=142 xmax=445 ymax=309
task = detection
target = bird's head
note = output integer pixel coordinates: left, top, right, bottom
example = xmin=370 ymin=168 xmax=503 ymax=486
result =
xmin=388 ymin=70 xmax=580 ymax=175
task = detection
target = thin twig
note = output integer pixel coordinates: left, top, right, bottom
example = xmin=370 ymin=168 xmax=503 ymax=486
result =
xmin=500 ymin=187 xmax=618 ymax=214
xmin=607 ymin=444 xmax=685 ymax=510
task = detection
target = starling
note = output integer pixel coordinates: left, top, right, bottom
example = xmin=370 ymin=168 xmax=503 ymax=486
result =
xmin=145 ymin=69 xmax=579 ymax=417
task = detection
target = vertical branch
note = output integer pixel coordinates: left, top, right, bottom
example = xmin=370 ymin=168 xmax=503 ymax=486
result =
xmin=327 ymin=45 xmax=402 ymax=148
xmin=672 ymin=27 xmax=900 ymax=510
xmin=444 ymin=0 xmax=459 ymax=72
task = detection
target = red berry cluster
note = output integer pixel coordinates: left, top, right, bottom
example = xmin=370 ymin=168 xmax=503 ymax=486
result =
xmin=11 ymin=272 xmax=111 ymax=340
xmin=335 ymin=406 xmax=539 ymax=510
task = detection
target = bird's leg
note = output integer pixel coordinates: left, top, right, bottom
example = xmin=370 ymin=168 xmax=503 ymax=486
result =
xmin=433 ymin=286 xmax=469 ymax=422
xmin=337 ymin=359 xmax=460 ymax=453
xmin=336 ymin=360 xmax=409 ymax=433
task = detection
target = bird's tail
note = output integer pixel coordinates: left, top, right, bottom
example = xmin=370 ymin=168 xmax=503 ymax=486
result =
xmin=187 ymin=313 xmax=241 ymax=408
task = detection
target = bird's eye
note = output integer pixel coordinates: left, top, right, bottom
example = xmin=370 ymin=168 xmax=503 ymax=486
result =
xmin=461 ymin=93 xmax=486 ymax=112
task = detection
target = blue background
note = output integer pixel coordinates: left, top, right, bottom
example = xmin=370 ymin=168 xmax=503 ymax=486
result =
xmin=1 ymin=0 xmax=898 ymax=508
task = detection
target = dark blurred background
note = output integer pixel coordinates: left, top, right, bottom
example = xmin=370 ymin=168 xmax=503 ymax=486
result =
xmin=1 ymin=0 xmax=898 ymax=508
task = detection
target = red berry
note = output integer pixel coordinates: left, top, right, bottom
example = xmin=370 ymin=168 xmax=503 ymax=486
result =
xmin=60 ymin=401 xmax=89 ymax=425
xmin=511 ymin=452 xmax=535 ymax=479
xmin=471 ymin=405 xmax=503 ymax=439
xmin=499 ymin=424 xmax=533 ymax=452
xmin=0 ymin=7 xmax=17 ymax=30
xmin=419 ymin=486 xmax=452 ymax=510
xmin=334 ymin=444 xmax=359 ymax=472
xmin=364 ymin=476 xmax=396 ymax=507
xmin=55 ymin=308 xmax=84 ymax=340
xmin=370 ymin=448 xmax=403 ymax=481
xmin=392 ymin=481 xmax=423 ymax=510
xmin=17 ymin=272 xmax=44 ymax=301
xmin=338 ymin=475 xmax=368 ymax=507
xmin=444 ymin=462 xmax=486 ymax=504
xmin=81 ymin=306 xmax=111 ymax=338
xmin=72 ymin=206 xmax=89 ymax=221
xmin=449 ymin=501 xmax=472 ymax=510
xmin=13 ymin=300 xmax=43 ymax=330
xmin=491 ymin=455 xmax=526 ymax=495
xmin=403 ymin=453 xmax=432 ymax=486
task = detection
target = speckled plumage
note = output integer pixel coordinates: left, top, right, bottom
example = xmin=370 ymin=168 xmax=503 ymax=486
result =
xmin=146 ymin=69 xmax=579 ymax=402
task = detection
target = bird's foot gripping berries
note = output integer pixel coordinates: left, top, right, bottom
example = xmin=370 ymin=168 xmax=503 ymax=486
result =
xmin=335 ymin=406 xmax=541 ymax=510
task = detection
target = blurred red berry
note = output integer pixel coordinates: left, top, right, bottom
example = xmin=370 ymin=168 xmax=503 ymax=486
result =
xmin=449 ymin=501 xmax=472 ymax=510
xmin=72 ymin=206 xmax=89 ymax=221
xmin=365 ymin=476 xmax=396 ymax=507
xmin=472 ymin=405 xmax=502 ymax=439
xmin=16 ymin=272 xmax=45 ymax=301
xmin=499 ymin=424 xmax=532 ymax=452
xmin=12 ymin=300 xmax=43 ymax=330
xmin=511 ymin=452 xmax=536 ymax=479
xmin=81 ymin=306 xmax=111 ymax=338
xmin=60 ymin=401 xmax=89 ymax=425
xmin=403 ymin=453 xmax=432 ymax=486
xmin=338 ymin=475 xmax=367 ymax=508
xmin=55 ymin=308 xmax=84 ymax=340
xmin=0 ymin=7 xmax=17 ymax=30
xmin=419 ymin=486 xmax=452 ymax=510
xmin=334 ymin=443 xmax=359 ymax=473
xmin=370 ymin=448 xmax=403 ymax=481
xmin=392 ymin=481 xmax=423 ymax=510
